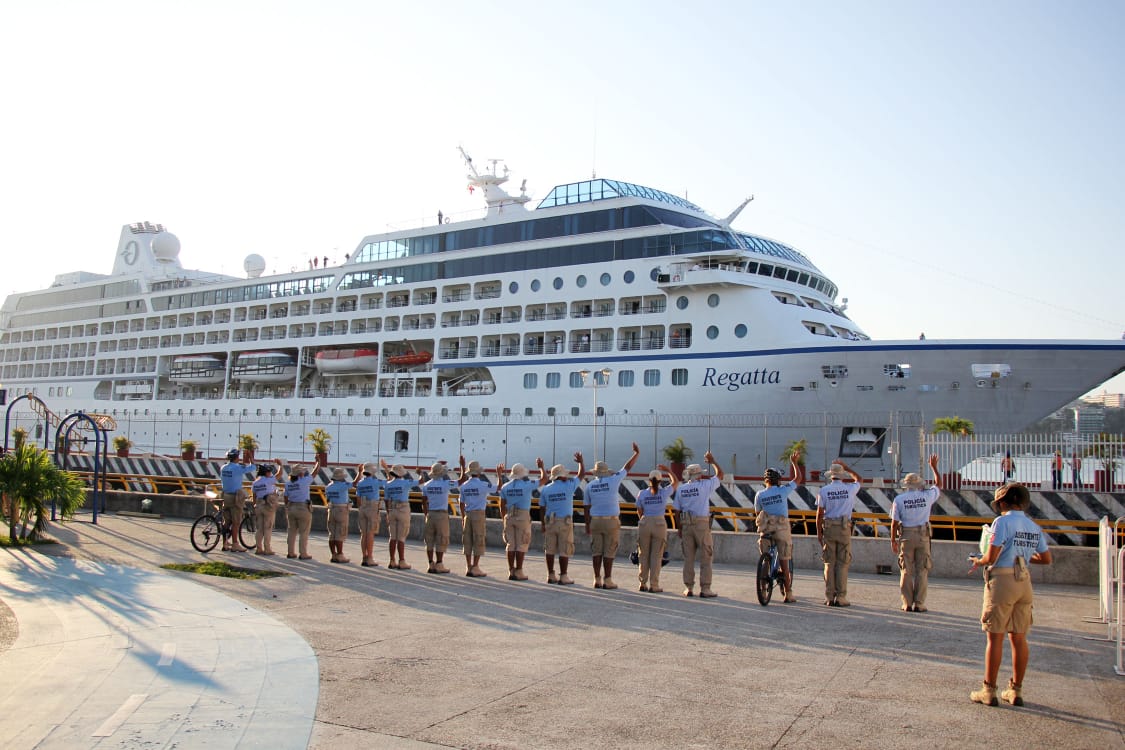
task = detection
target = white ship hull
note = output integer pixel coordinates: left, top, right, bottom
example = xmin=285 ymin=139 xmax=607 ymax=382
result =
xmin=3 ymin=162 xmax=1123 ymax=475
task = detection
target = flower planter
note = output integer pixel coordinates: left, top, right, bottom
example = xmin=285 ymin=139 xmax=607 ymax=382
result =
xmin=242 ymin=449 xmax=255 ymax=464
xmin=315 ymin=451 xmax=329 ymax=466
xmin=669 ymin=462 xmax=685 ymax=481
xmin=181 ymin=450 xmax=197 ymax=461
xmin=116 ymin=448 xmax=129 ymax=458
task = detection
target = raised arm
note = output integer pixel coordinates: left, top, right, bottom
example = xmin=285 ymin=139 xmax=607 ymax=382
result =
xmin=789 ymin=450 xmax=804 ymax=485
xmin=622 ymin=442 xmax=641 ymax=473
xmin=657 ymin=464 xmax=679 ymax=491
xmin=574 ymin=451 xmax=585 ymax=481
xmin=704 ymin=451 xmax=724 ymax=481
xmin=835 ymin=459 xmax=860 ymax=484
xmin=928 ymin=453 xmax=942 ymax=490
xmin=536 ymin=457 xmax=548 ymax=487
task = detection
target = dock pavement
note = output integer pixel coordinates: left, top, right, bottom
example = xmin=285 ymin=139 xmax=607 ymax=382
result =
xmin=0 ymin=512 xmax=1122 ymax=749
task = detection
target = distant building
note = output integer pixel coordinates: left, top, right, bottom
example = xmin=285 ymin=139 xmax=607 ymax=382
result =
xmin=1083 ymin=392 xmax=1125 ymax=409
xmin=1074 ymin=403 xmax=1106 ymax=435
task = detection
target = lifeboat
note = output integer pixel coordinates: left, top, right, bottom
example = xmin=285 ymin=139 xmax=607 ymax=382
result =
xmin=232 ymin=351 xmax=297 ymax=383
xmin=315 ymin=347 xmax=380 ymax=374
xmin=168 ymin=355 xmax=225 ymax=384
xmin=386 ymin=349 xmax=433 ymax=367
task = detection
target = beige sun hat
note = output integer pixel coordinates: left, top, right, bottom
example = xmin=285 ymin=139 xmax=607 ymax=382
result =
xmin=825 ymin=463 xmax=850 ymax=480
xmin=648 ymin=469 xmax=663 ymax=482
xmin=592 ymin=460 xmax=614 ymax=478
xmin=991 ymin=483 xmax=1030 ymax=514
xmin=331 ymin=467 xmax=348 ymax=481
xmin=510 ymin=463 xmax=529 ymax=479
xmin=390 ymin=464 xmax=407 ymax=477
xmin=430 ymin=462 xmax=447 ymax=477
xmin=549 ymin=464 xmax=569 ymax=480
xmin=290 ymin=464 xmax=306 ymax=476
xmin=683 ymin=463 xmax=705 ymax=480
xmin=466 ymin=460 xmax=482 ymax=475
xmin=902 ymin=472 xmax=925 ymax=490
xmin=362 ymin=462 xmax=378 ymax=475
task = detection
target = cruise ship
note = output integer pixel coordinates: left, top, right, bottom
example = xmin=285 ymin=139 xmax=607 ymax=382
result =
xmin=3 ymin=150 xmax=1123 ymax=475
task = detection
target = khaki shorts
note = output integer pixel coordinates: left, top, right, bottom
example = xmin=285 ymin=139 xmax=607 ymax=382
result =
xmin=981 ymin=568 xmax=1034 ymax=633
xmin=387 ymin=502 xmax=411 ymax=542
xmin=544 ymin=516 xmax=574 ymax=557
xmin=425 ymin=510 xmax=450 ymax=550
xmin=589 ymin=515 xmax=621 ymax=558
xmin=503 ymin=508 xmax=532 ymax=552
xmin=222 ymin=492 xmax=245 ymax=528
xmin=327 ymin=504 xmax=350 ymax=541
xmin=358 ymin=501 xmax=381 ymax=536
xmin=756 ymin=511 xmax=793 ymax=559
xmin=462 ymin=509 xmax=486 ymax=555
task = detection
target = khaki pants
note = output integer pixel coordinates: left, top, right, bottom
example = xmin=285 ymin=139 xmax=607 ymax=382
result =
xmin=254 ymin=498 xmax=277 ymax=552
xmin=637 ymin=515 xmax=668 ymax=587
xmin=222 ymin=491 xmax=245 ymax=545
xmin=425 ymin=510 xmax=450 ymax=552
xmin=503 ymin=508 xmax=532 ymax=553
xmin=358 ymin=501 xmax=382 ymax=536
xmin=544 ymin=516 xmax=574 ymax=556
xmin=756 ymin=511 xmax=793 ymax=559
xmin=589 ymin=516 xmax=621 ymax=558
xmin=463 ymin=509 xmax=486 ymax=556
xmin=387 ymin=502 xmax=411 ymax=542
xmin=286 ymin=502 xmax=312 ymax=557
xmin=680 ymin=515 xmax=713 ymax=589
xmin=821 ymin=518 xmax=852 ymax=602
xmin=328 ymin=504 xmax=350 ymax=542
xmin=897 ymin=524 xmax=932 ymax=608
xmin=981 ymin=566 xmax=1034 ymax=633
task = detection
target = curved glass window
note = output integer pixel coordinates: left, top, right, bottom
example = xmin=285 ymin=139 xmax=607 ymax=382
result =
xmin=624 ymin=270 xmax=635 ymax=284
xmin=553 ymin=277 xmax=563 ymax=290
xmin=650 ymin=268 xmax=660 ymax=281
xmin=707 ymin=293 xmax=719 ymax=308
xmin=676 ymin=296 xmax=688 ymax=310
xmin=509 ymin=281 xmax=519 ymax=294
xmin=600 ymin=273 xmax=611 ymax=286
xmin=531 ymin=279 xmax=541 ymax=292
xmin=706 ymin=325 xmax=719 ymax=340
xmin=576 ymin=275 xmax=587 ymax=288
xmin=735 ymin=323 xmax=747 ymax=338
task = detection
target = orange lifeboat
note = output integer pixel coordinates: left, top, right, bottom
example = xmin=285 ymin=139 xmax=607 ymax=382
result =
xmin=387 ymin=349 xmax=433 ymax=366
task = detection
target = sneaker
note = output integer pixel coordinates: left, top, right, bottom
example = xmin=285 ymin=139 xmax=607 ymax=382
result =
xmin=593 ymin=578 xmax=604 ymax=589
xmin=834 ymin=597 xmax=851 ymax=607
xmin=901 ymin=604 xmax=912 ymax=612
xmin=649 ymin=586 xmax=663 ymax=593
xmin=508 ymin=572 xmax=519 ymax=581
xmin=970 ymin=682 xmax=999 ymax=706
xmin=255 ymin=549 xmax=268 ymax=555
xmin=287 ymin=553 xmax=298 ymax=559
xmin=362 ymin=559 xmax=375 ymax=567
xmin=639 ymin=584 xmax=649 ymax=592
xmin=398 ymin=562 xmax=411 ymax=570
xmin=427 ymin=563 xmax=437 ymax=574
xmin=783 ymin=593 xmax=798 ymax=603
xmin=547 ymin=573 xmax=559 ymax=584
xmin=1001 ymin=679 xmax=1023 ymax=706
xmin=262 ymin=551 xmax=276 ymax=556
xmin=683 ymin=588 xmax=694 ymax=597
xmin=913 ymin=605 xmax=928 ymax=612
xmin=471 ymin=566 xmax=487 ymax=577
xmin=299 ymin=555 xmax=313 ymax=560
xmin=602 ymin=578 xmax=618 ymax=590
xmin=434 ymin=564 xmax=449 ymax=574
xmin=558 ymin=574 xmax=575 ymax=585
xmin=699 ymin=588 xmax=717 ymax=598
xmin=514 ymin=569 xmax=528 ymax=581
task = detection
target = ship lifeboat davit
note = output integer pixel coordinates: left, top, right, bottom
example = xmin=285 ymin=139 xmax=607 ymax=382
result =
xmin=386 ymin=349 xmax=433 ymax=367
xmin=315 ymin=347 xmax=380 ymax=374
xmin=232 ymin=350 xmax=298 ymax=383
xmin=169 ymin=355 xmax=225 ymax=384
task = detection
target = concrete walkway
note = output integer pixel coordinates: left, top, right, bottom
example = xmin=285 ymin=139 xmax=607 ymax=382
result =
xmin=2 ymin=512 xmax=1123 ymax=749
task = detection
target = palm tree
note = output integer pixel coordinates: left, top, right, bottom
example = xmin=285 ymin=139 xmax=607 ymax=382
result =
xmin=0 ymin=444 xmax=87 ymax=541
xmin=932 ymin=416 xmax=975 ymax=436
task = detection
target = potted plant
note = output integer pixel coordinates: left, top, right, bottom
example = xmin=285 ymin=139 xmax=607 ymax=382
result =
xmin=1085 ymin=434 xmax=1123 ymax=492
xmin=112 ymin=435 xmax=132 ymax=458
xmin=180 ymin=439 xmax=199 ymax=461
xmin=306 ymin=428 xmax=332 ymax=465
xmin=11 ymin=427 xmax=29 ymax=451
xmin=932 ymin=416 xmax=975 ymax=490
xmin=238 ymin=433 xmax=259 ymax=463
xmin=779 ymin=438 xmax=808 ymax=478
xmin=661 ymin=437 xmax=693 ymax=481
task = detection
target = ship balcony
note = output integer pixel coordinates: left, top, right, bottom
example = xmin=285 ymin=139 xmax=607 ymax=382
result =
xmin=657 ymin=265 xmax=759 ymax=289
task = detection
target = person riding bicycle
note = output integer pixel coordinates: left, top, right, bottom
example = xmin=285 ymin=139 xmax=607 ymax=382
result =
xmin=219 ymin=448 xmax=257 ymax=552
xmin=753 ymin=451 xmax=804 ymax=603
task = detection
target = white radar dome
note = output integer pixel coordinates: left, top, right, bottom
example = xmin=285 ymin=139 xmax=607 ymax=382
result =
xmin=244 ymin=253 xmax=267 ymax=278
xmin=151 ymin=232 xmax=181 ymax=262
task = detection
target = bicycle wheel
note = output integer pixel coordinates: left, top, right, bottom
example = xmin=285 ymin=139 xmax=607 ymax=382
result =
xmin=756 ymin=552 xmax=774 ymax=606
xmin=191 ymin=514 xmax=221 ymax=553
xmin=238 ymin=511 xmax=255 ymax=551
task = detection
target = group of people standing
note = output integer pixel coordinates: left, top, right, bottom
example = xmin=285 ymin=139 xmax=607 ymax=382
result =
xmin=218 ymin=444 xmax=1053 ymax=705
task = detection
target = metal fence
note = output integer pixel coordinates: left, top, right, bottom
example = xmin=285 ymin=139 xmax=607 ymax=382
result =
xmin=922 ymin=432 xmax=1124 ymax=491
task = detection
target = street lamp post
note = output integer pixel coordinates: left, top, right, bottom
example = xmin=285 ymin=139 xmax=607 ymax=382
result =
xmin=578 ymin=367 xmax=612 ymax=459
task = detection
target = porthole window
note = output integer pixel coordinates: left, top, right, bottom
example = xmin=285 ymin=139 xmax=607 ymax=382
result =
xmin=509 ymin=281 xmax=519 ymax=294
xmin=706 ymin=325 xmax=719 ymax=340
xmin=650 ymin=268 xmax=660 ymax=281
xmin=734 ymin=323 xmax=747 ymax=338
xmin=624 ymin=270 xmax=635 ymax=284
xmin=531 ymin=279 xmax=541 ymax=292
xmin=576 ymin=275 xmax=587 ymax=288
xmin=553 ymin=277 xmax=563 ymax=290
xmin=707 ymin=294 xmax=719 ymax=308
xmin=600 ymin=273 xmax=611 ymax=286
xmin=676 ymin=296 xmax=689 ymax=310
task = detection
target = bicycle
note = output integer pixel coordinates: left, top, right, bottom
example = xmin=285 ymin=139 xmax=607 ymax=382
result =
xmin=756 ymin=531 xmax=787 ymax=606
xmin=190 ymin=492 xmax=256 ymax=553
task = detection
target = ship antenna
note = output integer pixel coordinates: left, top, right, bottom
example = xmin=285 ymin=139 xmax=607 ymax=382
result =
xmin=720 ymin=195 xmax=754 ymax=228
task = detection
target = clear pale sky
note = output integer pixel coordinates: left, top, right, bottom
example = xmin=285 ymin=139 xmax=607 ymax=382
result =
xmin=2 ymin=1 xmax=1123 ymax=396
